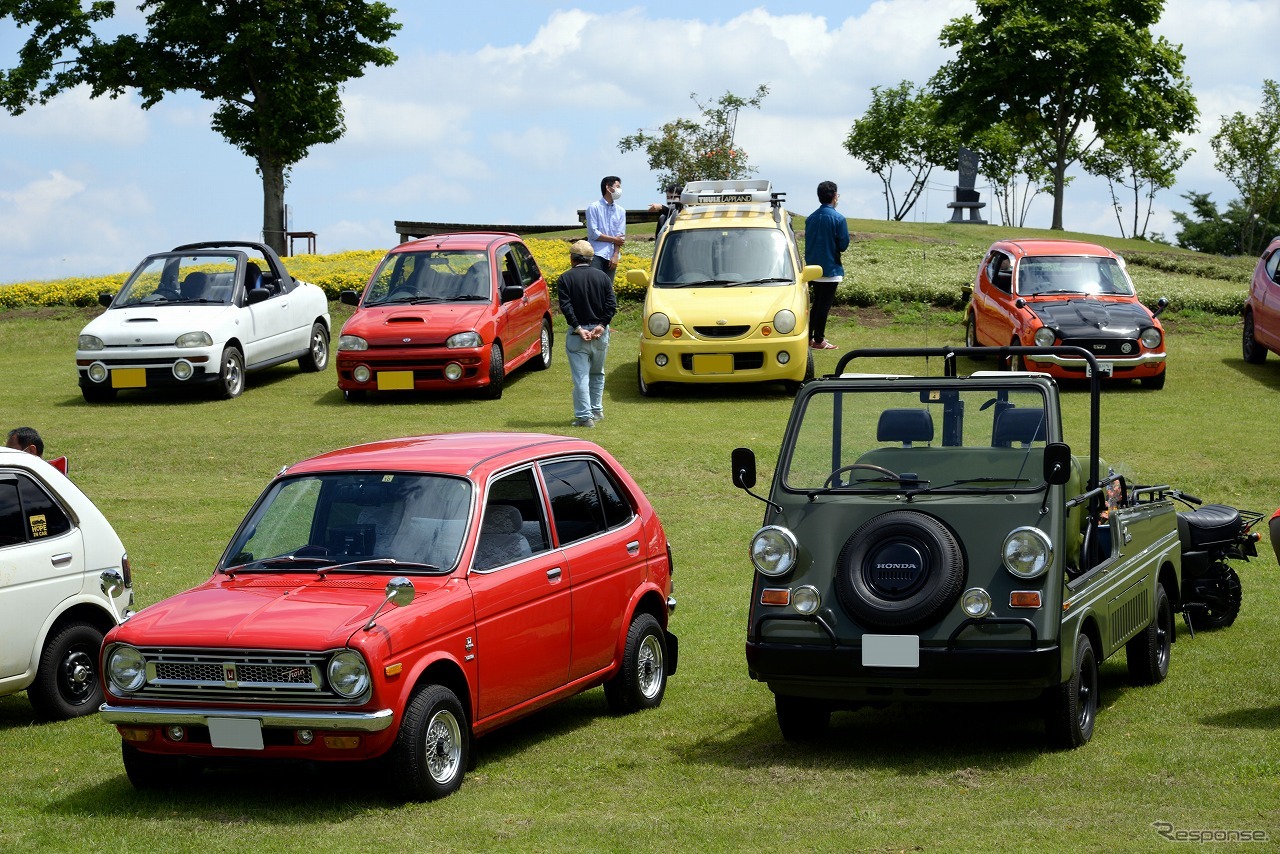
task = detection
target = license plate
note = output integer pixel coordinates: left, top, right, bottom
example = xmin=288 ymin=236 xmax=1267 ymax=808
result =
xmin=376 ymin=371 xmax=415 ymax=390
xmin=862 ymin=634 xmax=920 ymax=668
xmin=207 ymin=717 xmax=264 ymax=750
xmin=111 ymin=368 xmax=146 ymax=388
xmin=1085 ymin=361 xmax=1113 ymax=377
xmin=691 ymin=354 xmax=734 ymax=375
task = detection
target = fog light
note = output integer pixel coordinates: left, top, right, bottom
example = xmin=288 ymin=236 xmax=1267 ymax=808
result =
xmin=353 ymin=365 xmax=371 ymax=383
xmin=166 ymin=726 xmax=185 ymax=741
xmin=792 ymin=585 xmax=821 ymax=615
xmin=443 ymin=362 xmax=464 ymax=381
xmin=297 ymin=729 xmax=314 ymax=745
xmin=777 ymin=351 xmax=790 ymax=365
xmin=655 ymin=353 xmax=668 ymax=367
xmin=172 ymin=359 xmax=194 ymax=381
xmin=88 ymin=361 xmax=109 ymax=383
xmin=961 ymin=587 xmax=992 ymax=618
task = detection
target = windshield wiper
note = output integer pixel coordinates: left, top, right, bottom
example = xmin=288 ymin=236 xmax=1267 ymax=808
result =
xmin=723 ymin=277 xmax=791 ymax=287
xmin=808 ymin=475 xmax=929 ymax=495
xmin=222 ymin=555 xmax=439 ymax=574
xmin=446 ymin=294 xmax=490 ymax=301
xmin=316 ymin=557 xmax=440 ymax=574
xmin=905 ymin=476 xmax=1032 ymax=496
xmin=661 ymin=279 xmax=737 ymax=288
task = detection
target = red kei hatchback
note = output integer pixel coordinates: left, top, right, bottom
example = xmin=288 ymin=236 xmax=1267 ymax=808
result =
xmin=336 ymin=233 xmax=553 ymax=400
xmin=100 ymin=433 xmax=677 ymax=800
xmin=1243 ymin=235 xmax=1280 ymax=364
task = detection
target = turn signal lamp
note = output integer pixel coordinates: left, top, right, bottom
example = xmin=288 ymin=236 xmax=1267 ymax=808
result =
xmin=1010 ymin=591 xmax=1042 ymax=608
xmin=323 ymin=736 xmax=361 ymax=750
xmin=760 ymin=588 xmax=790 ymax=606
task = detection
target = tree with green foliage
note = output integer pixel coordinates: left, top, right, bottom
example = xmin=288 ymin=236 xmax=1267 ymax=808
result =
xmin=1172 ymin=190 xmax=1280 ymax=257
xmin=932 ymin=0 xmax=1197 ymax=231
xmin=0 ymin=0 xmax=399 ymax=256
xmin=1082 ymin=131 xmax=1191 ymax=240
xmin=1209 ymin=79 xmax=1280 ymax=256
xmin=843 ymin=81 xmax=954 ymax=221
xmin=619 ymin=85 xmax=768 ymax=192
xmin=969 ymin=123 xmax=1051 ymax=228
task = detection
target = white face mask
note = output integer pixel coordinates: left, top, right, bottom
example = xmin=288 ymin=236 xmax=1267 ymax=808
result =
xmin=609 ymin=186 xmax=622 ymax=201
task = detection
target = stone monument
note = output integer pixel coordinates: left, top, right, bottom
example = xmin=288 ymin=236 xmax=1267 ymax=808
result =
xmin=947 ymin=146 xmax=987 ymax=224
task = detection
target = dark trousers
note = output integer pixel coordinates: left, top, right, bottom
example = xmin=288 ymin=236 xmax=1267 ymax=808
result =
xmin=810 ymin=280 xmax=838 ymax=342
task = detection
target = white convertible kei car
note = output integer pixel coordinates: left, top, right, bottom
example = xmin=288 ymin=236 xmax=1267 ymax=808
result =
xmin=75 ymin=241 xmax=331 ymax=401
xmin=0 ymin=448 xmax=134 ymax=719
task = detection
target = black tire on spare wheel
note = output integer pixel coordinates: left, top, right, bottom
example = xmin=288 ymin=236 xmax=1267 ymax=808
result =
xmin=834 ymin=510 xmax=966 ymax=631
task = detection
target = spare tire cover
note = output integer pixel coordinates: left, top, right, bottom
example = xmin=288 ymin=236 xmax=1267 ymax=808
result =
xmin=835 ymin=510 xmax=966 ymax=631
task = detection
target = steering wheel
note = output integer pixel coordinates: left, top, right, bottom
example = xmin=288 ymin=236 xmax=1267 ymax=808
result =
xmin=824 ymin=463 xmax=900 ymax=488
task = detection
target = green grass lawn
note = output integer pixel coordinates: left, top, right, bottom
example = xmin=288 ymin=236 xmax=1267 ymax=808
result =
xmin=1 ymin=263 xmax=1278 ymax=850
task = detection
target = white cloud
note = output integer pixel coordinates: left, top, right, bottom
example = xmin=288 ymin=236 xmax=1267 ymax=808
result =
xmin=5 ymin=85 xmax=149 ymax=145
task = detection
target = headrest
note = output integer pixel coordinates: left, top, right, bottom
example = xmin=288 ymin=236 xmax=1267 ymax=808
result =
xmin=245 ymin=261 xmax=263 ymax=289
xmin=877 ymin=408 xmax=934 ymax=444
xmin=481 ymin=505 xmax=522 ymax=535
xmin=993 ymin=407 xmax=1046 ymax=446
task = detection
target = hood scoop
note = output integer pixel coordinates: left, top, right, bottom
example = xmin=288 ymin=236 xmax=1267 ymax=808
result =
xmin=387 ymin=315 xmax=426 ymax=324
xmin=125 ymin=317 xmax=160 ymax=323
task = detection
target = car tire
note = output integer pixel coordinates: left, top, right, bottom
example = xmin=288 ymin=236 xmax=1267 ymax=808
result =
xmin=532 ymin=319 xmax=553 ymax=371
xmin=784 ymin=350 xmax=815 ymax=395
xmin=390 ymin=683 xmax=469 ymax=801
xmin=1126 ymin=583 xmax=1172 ymax=685
xmin=480 ymin=343 xmax=504 ymax=400
xmin=1007 ymin=338 xmax=1024 ymax=372
xmin=81 ymin=382 xmax=117 ymax=403
xmin=604 ymin=612 xmax=668 ymax=713
xmin=1045 ymin=634 xmax=1097 ymax=749
xmin=343 ymin=388 xmax=366 ymax=402
xmin=122 ymin=741 xmax=193 ymax=789
xmin=1139 ymin=368 xmax=1166 ymax=390
xmin=1186 ymin=562 xmax=1242 ymax=631
xmin=637 ymin=359 xmax=660 ymax=397
xmin=774 ymin=694 xmax=831 ymax=742
xmin=27 ymin=622 xmax=105 ymax=721
xmin=1242 ymin=309 xmax=1267 ymax=364
xmin=965 ymin=313 xmax=985 ymax=358
xmin=834 ymin=510 xmax=966 ymax=631
xmin=299 ymin=322 xmax=329 ymax=372
xmin=216 ymin=345 xmax=245 ymax=399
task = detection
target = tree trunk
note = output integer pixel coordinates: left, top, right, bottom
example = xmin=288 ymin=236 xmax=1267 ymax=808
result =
xmin=1050 ymin=162 xmax=1067 ymax=230
xmin=259 ymin=157 xmax=287 ymax=256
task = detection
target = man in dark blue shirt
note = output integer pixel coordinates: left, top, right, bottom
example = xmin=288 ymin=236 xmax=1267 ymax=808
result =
xmin=804 ymin=180 xmax=850 ymax=350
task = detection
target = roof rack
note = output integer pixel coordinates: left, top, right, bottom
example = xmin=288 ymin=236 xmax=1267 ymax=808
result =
xmin=681 ymin=179 xmax=774 ymax=206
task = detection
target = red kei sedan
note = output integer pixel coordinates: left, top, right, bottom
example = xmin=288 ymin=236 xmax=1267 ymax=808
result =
xmin=100 ymin=433 xmax=677 ymax=800
xmin=1243 ymin=235 xmax=1280 ymax=364
xmin=964 ymin=239 xmax=1169 ymax=389
xmin=336 ymin=233 xmax=553 ymax=400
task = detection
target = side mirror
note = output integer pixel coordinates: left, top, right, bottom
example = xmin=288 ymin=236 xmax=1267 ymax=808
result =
xmin=731 ymin=447 xmax=757 ymax=490
xmin=98 ymin=292 xmax=115 ymax=308
xmin=500 ymin=284 xmax=524 ymax=303
xmin=1153 ymin=296 xmax=1169 ymax=318
xmin=365 ymin=576 xmax=415 ymax=630
xmin=1043 ymin=442 xmax=1072 ymax=485
xmin=339 ymin=290 xmax=361 ymax=307
xmin=799 ymin=264 xmax=824 ymax=285
xmin=246 ymin=288 xmax=270 ymax=305
xmin=626 ymin=269 xmax=650 ymax=288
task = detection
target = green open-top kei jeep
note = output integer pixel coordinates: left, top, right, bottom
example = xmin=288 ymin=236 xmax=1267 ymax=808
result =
xmin=732 ymin=346 xmax=1182 ymax=748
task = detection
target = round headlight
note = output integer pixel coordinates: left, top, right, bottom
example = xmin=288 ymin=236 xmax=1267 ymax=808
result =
xmin=1002 ymin=526 xmax=1053 ymax=579
xmin=647 ymin=312 xmax=671 ymax=337
xmin=327 ymin=651 xmax=371 ymax=699
xmin=773 ymin=309 xmax=797 ymax=335
xmin=1033 ymin=326 xmax=1056 ymax=347
xmin=107 ymin=645 xmax=146 ymax=693
xmin=750 ymin=526 xmax=798 ymax=577
xmin=175 ymin=331 xmax=213 ymax=348
xmin=1139 ymin=327 xmax=1162 ymax=349
xmin=961 ymin=587 xmax=993 ymax=618
xmin=792 ymin=585 xmax=821 ymax=615
xmin=79 ymin=334 xmax=104 ymax=351
xmin=446 ymin=331 xmax=483 ymax=349
xmin=338 ymin=335 xmax=368 ymax=351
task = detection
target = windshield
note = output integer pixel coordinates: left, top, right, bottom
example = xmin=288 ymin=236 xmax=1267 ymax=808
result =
xmin=782 ymin=385 xmax=1052 ymax=494
xmin=364 ymin=250 xmax=492 ymax=305
xmin=222 ymin=472 xmax=472 ymax=573
xmin=114 ymin=254 xmax=240 ymax=306
xmin=654 ymin=227 xmax=794 ymax=287
xmin=1016 ymin=255 xmax=1134 ymax=297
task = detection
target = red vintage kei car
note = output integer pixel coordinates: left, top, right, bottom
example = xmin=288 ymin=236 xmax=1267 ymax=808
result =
xmin=100 ymin=433 xmax=677 ymax=800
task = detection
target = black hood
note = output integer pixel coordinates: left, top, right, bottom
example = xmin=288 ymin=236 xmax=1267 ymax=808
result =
xmin=1029 ymin=298 xmax=1154 ymax=337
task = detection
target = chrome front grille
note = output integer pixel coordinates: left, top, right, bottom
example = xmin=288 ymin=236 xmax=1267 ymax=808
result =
xmin=135 ymin=648 xmax=347 ymax=704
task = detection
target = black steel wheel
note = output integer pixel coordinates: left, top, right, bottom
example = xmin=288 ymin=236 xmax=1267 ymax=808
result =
xmin=1126 ymin=583 xmax=1173 ymax=685
xmin=1046 ymin=634 xmax=1098 ymax=749
xmin=27 ymin=622 xmax=105 ymax=720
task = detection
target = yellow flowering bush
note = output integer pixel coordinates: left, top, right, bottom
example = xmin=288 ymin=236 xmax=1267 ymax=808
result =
xmin=524 ymin=238 xmax=650 ymax=301
xmin=0 ymin=274 xmax=129 ymax=309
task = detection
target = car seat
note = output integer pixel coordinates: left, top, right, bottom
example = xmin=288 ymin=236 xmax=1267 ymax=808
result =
xmin=474 ymin=504 xmax=532 ymax=569
xmin=876 ymin=408 xmax=934 ymax=447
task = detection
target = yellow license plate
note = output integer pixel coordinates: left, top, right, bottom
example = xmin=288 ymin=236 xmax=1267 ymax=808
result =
xmin=111 ymin=368 xmax=147 ymax=388
xmin=691 ymin=354 xmax=734 ymax=375
xmin=376 ymin=371 xmax=415 ymax=390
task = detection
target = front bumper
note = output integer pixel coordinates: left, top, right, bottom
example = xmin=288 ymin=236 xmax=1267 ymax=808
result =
xmin=76 ymin=348 xmax=220 ymax=390
xmin=100 ymin=703 xmax=394 ymax=732
xmin=336 ymin=346 xmax=490 ymax=392
xmin=1025 ymin=350 xmax=1165 ymax=379
xmin=639 ymin=333 xmax=808 ymax=385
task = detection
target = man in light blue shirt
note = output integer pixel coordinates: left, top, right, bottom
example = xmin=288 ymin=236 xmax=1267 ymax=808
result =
xmin=586 ymin=175 xmax=625 ymax=283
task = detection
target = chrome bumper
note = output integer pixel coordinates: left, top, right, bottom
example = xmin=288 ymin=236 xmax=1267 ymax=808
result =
xmin=1034 ymin=351 xmax=1165 ymax=368
xmin=100 ymin=704 xmax=395 ymax=732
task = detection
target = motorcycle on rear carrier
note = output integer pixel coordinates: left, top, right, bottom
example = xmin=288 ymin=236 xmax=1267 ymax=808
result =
xmin=1161 ymin=490 xmax=1263 ymax=633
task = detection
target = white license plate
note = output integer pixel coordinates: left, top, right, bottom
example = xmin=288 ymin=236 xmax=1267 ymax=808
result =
xmin=1085 ymin=361 xmax=1113 ymax=377
xmin=862 ymin=634 xmax=920 ymax=668
xmin=207 ymin=717 xmax=264 ymax=750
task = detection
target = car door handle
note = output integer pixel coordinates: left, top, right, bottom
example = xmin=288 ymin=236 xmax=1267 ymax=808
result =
xmin=626 ymin=541 xmax=640 ymax=556
xmin=51 ymin=552 xmax=74 ymax=567
xmin=547 ymin=567 xmax=562 ymax=581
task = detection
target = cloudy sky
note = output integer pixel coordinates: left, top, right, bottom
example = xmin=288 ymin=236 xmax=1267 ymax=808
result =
xmin=1 ymin=0 xmax=1277 ymax=283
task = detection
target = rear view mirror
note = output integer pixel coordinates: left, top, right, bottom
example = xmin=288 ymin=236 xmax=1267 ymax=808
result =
xmin=1043 ymin=442 xmax=1072 ymax=485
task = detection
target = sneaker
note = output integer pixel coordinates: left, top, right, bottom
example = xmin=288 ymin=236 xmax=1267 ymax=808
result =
xmin=571 ymin=418 xmax=595 ymax=428
xmin=591 ymin=412 xmax=604 ymax=423
xmin=811 ymin=339 xmax=838 ymax=350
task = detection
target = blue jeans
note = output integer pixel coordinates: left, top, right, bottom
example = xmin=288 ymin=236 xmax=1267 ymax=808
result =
xmin=565 ymin=328 xmax=609 ymax=420
xmin=590 ymin=255 xmax=617 ymax=284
